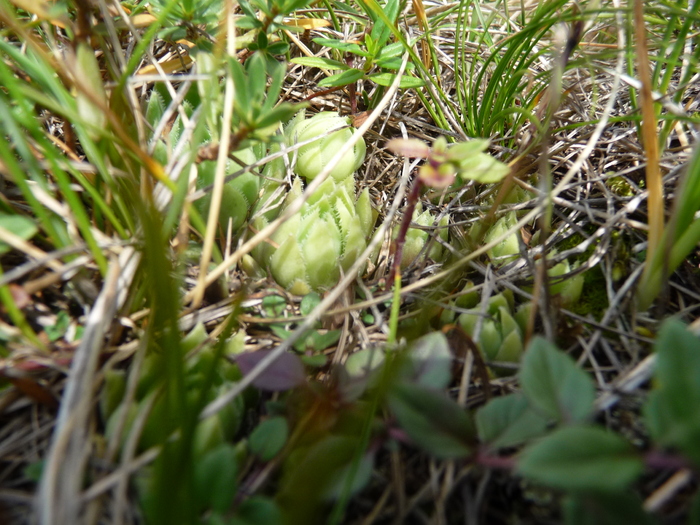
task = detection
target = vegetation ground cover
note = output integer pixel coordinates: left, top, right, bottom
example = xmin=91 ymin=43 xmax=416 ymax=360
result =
xmin=1 ymin=0 xmax=700 ymax=523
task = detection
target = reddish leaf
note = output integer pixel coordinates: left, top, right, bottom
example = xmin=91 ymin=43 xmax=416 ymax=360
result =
xmin=386 ymin=138 xmax=431 ymax=158
xmin=235 ymin=350 xmax=306 ymax=391
xmin=9 ymin=284 xmax=31 ymax=309
xmin=8 ymin=376 xmax=58 ymax=409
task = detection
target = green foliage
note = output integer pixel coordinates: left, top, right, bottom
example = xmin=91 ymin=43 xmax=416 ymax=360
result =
xmin=284 ymin=111 xmax=366 ymax=182
xmin=252 ymin=176 xmax=374 ymax=295
xmin=638 ymin=144 xmax=700 ymax=310
xmin=291 ymin=0 xmax=424 ymax=93
xmin=453 ymin=0 xmax=572 ymax=140
xmin=519 ymin=337 xmax=595 ymax=424
xmin=387 ymin=136 xmax=510 ymax=188
xmin=249 ymin=417 xmax=289 ymax=461
xmin=387 ymin=382 xmax=475 ymax=459
xmin=397 ymin=205 xmax=449 ymax=269
xmin=458 ymin=291 xmax=526 ymax=375
xmin=564 ymin=493 xmax=657 ymax=525
xmin=150 ymin=0 xmax=224 ymax=42
xmin=476 ymin=393 xmax=550 ymax=449
xmin=194 ymin=444 xmax=238 ymax=514
xmin=518 ymin=425 xmax=644 ymax=493
xmin=644 ymin=319 xmax=700 ymax=465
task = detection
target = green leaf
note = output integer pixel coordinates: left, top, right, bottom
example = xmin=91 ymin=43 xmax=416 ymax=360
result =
xmin=388 ymin=382 xmax=474 ymax=459
xmin=23 ymin=460 xmax=44 ymax=483
xmin=519 ymin=337 xmax=595 ymax=424
xmin=230 ymin=57 xmax=251 ymax=116
xmin=563 ymin=492 xmax=657 ymax=525
xmin=267 ymin=41 xmax=289 ymax=55
xmin=375 ymin=41 xmax=404 ymax=59
xmin=231 ymin=496 xmax=282 ymax=525
xmin=689 ymin=489 xmax=700 ymax=525
xmin=405 ymin=332 xmax=453 ymax=389
xmin=370 ymin=0 xmax=399 ymax=47
xmin=291 ymin=57 xmax=350 ymax=70
xmin=246 ymin=53 xmax=267 ymax=104
xmin=194 ymin=444 xmax=238 ymax=513
xmin=318 ymin=69 xmax=365 ymax=88
xmin=457 ymin=152 xmax=510 ymax=183
xmin=262 ymin=295 xmax=287 ymax=317
xmin=312 ymin=37 xmax=370 ymax=57
xmin=643 ymin=318 xmax=700 ymax=464
xmin=0 ymin=214 xmax=38 ymax=255
xmin=518 ymin=425 xmax=643 ymax=493
xmin=277 ymin=435 xmax=369 ymax=522
xmin=476 ymin=393 xmax=550 ymax=449
xmin=445 ymin=139 xmax=490 ymax=160
xmin=300 ymin=292 xmax=322 ymax=316
xmin=374 ymin=56 xmax=415 ymax=70
xmin=249 ymin=417 xmax=289 ymax=461
xmin=255 ymin=103 xmax=299 ymax=130
xmin=369 ymin=72 xmax=425 ymax=88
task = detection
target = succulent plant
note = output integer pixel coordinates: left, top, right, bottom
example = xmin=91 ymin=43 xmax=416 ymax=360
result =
xmin=252 ymin=176 xmax=375 ymax=295
xmin=285 ymin=110 xmax=366 ymax=182
xmin=483 ymin=210 xmax=521 ymax=263
xmin=102 ymin=323 xmax=247 ymax=457
xmin=195 ymin=146 xmax=266 ymax=233
xmin=544 ymin=256 xmax=585 ymax=309
xmin=458 ymin=292 xmax=528 ymax=375
xmin=397 ymin=205 xmax=449 ymax=269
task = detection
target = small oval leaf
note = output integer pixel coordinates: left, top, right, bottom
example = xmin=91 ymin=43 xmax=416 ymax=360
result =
xmin=235 ymin=350 xmax=305 ymax=391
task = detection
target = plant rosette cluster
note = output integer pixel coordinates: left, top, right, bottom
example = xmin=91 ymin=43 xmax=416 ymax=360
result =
xmin=243 ymin=110 xmax=374 ymax=294
xmin=458 ymin=291 xmax=532 ymax=376
xmin=196 ymin=144 xmax=284 ymax=234
xmin=101 ymin=324 xmax=247 ymax=458
xmin=395 ymin=204 xmax=449 ymax=269
xmin=477 ymin=208 xmax=585 ymax=309
xmin=284 ymin=110 xmax=366 ymax=182
xmin=251 ymin=176 xmax=375 ymax=295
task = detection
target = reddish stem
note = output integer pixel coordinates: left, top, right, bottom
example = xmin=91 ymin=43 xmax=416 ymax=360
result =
xmin=391 ymin=178 xmax=424 ymax=281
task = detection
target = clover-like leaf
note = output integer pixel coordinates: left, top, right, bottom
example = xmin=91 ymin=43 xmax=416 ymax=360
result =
xmin=519 ymin=337 xmax=595 ymax=424
xmin=388 ymin=382 xmax=474 ymax=459
xmin=518 ymin=425 xmax=643 ymax=493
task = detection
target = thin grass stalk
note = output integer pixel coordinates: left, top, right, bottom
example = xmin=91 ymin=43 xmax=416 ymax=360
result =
xmin=0 ymin=266 xmax=44 ymax=349
xmin=634 ymin=0 xmax=664 ymax=307
xmin=193 ymin=5 xmax=237 ymax=308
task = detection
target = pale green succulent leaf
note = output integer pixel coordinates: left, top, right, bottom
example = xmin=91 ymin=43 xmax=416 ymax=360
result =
xmin=494 ymin=330 xmax=524 ymax=366
xmin=485 ymin=213 xmax=520 ymax=262
xmin=479 ymin=320 xmax=502 ymax=361
xmin=499 ymin=306 xmax=521 ymax=339
xmin=355 ymin=188 xmax=375 ymax=238
xmin=302 ymin=218 xmax=342 ymax=289
xmin=340 ymin=218 xmax=367 ymax=271
xmin=270 ymin=233 xmax=309 ymax=292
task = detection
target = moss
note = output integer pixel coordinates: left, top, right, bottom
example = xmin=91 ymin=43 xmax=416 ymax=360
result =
xmin=568 ymin=265 xmax=609 ymax=319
